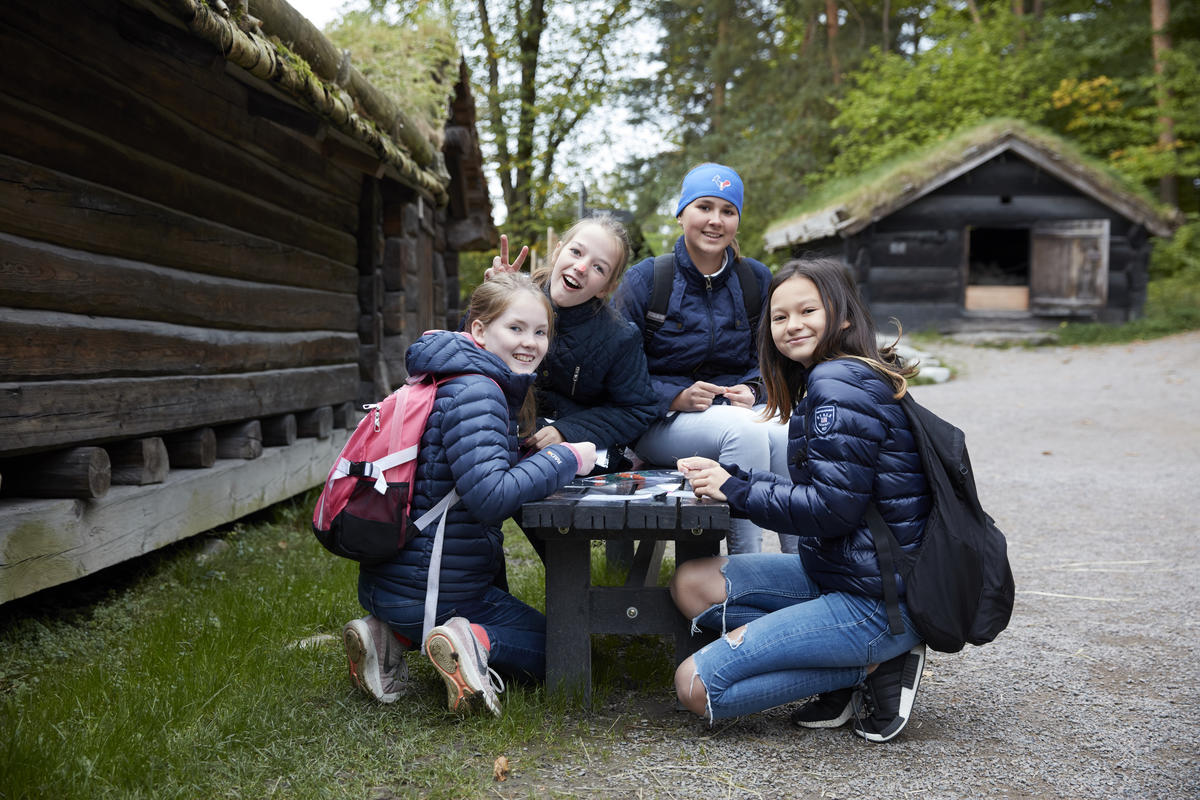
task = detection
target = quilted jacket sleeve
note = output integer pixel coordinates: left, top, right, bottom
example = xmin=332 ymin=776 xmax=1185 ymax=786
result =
xmin=441 ymin=378 xmax=578 ymax=521
xmin=722 ymin=363 xmax=889 ymax=538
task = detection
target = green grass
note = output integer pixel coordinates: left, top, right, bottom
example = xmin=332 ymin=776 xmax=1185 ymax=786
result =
xmin=0 ymin=494 xmax=677 ymax=800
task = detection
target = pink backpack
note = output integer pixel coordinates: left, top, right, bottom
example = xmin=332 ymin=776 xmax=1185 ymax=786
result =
xmin=312 ymin=374 xmax=458 ymax=565
xmin=312 ymin=372 xmax=470 ymax=650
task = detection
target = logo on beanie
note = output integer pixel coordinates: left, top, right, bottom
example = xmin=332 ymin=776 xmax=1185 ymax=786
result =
xmin=712 ymin=174 xmax=732 ymax=192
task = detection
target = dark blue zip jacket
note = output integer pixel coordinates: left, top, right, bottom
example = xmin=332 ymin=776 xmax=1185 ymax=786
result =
xmin=535 ymin=296 xmax=658 ymax=448
xmin=720 ymin=358 xmax=931 ymax=598
xmin=359 ymin=330 xmax=578 ymax=606
xmin=612 ymin=236 xmax=772 ymax=416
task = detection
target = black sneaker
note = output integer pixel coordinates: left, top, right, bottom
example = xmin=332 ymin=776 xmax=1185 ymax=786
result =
xmin=790 ymin=687 xmax=857 ymax=728
xmin=852 ymin=643 xmax=926 ymax=743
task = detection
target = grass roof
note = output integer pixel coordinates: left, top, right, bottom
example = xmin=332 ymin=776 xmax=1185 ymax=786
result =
xmin=764 ymin=118 xmax=1180 ymax=250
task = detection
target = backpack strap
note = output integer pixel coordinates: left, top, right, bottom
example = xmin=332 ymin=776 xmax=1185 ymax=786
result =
xmin=731 ymin=256 xmax=761 ymax=333
xmin=643 ymin=252 xmax=761 ymax=348
xmin=416 ymin=488 xmax=459 ymax=653
xmin=643 ymin=253 xmax=675 ymax=348
xmin=865 ymin=503 xmax=907 ymax=637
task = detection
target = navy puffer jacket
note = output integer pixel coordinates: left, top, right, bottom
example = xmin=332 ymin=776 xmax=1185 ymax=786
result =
xmin=720 ymin=358 xmax=931 ymax=598
xmin=613 ymin=237 xmax=773 ymax=416
xmin=359 ymin=330 xmax=579 ymax=606
xmin=534 ymin=297 xmax=658 ymax=448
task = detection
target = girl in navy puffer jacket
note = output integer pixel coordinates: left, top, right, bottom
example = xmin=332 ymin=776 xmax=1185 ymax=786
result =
xmin=613 ymin=164 xmax=794 ymax=555
xmin=670 ymin=259 xmax=932 ymax=743
xmin=346 ymin=273 xmax=597 ymax=717
xmin=487 ymin=214 xmax=657 ymax=458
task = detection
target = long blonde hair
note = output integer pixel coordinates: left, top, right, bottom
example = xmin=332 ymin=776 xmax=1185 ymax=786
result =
xmin=759 ymin=259 xmax=917 ymax=424
xmin=464 ymin=272 xmax=553 ymax=435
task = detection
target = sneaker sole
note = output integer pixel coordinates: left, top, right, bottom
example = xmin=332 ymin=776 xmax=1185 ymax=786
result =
xmin=854 ymin=645 xmax=926 ymax=744
xmin=794 ymin=701 xmax=856 ymax=729
xmin=343 ymin=621 xmax=385 ymax=702
xmin=426 ymin=631 xmax=483 ymax=713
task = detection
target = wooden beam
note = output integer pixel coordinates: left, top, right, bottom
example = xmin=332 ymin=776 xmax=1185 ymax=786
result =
xmin=296 ymin=407 xmax=333 ymax=440
xmin=215 ymin=421 xmax=263 ymax=460
xmin=0 ymin=155 xmax=356 ymax=293
xmin=0 ymin=433 xmax=349 ymax=604
xmin=0 ymin=365 xmax=357 ymax=457
xmin=163 ymin=428 xmax=217 ymax=469
xmin=261 ymin=414 xmax=297 ymax=447
xmin=0 ymin=307 xmax=359 ymax=380
xmin=1 ymin=446 xmax=111 ymax=499
xmin=107 ymin=438 xmax=170 ymax=486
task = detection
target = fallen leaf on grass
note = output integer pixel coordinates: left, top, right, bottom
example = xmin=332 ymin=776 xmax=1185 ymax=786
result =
xmin=493 ymin=755 xmax=510 ymax=782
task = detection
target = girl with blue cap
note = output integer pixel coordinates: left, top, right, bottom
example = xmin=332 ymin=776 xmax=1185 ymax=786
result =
xmin=613 ymin=164 xmax=795 ymax=554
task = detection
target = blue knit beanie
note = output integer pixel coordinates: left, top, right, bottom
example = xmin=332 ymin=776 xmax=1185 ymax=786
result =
xmin=674 ymin=163 xmax=744 ymax=217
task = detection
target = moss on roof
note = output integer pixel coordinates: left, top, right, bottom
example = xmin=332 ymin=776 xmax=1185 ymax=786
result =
xmin=764 ymin=118 xmax=1181 ymax=250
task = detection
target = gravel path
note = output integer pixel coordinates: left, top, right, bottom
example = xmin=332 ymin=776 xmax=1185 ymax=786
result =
xmin=508 ymin=332 xmax=1200 ymax=799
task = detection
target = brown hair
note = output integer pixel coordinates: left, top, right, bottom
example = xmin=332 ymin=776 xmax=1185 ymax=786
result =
xmin=464 ymin=271 xmax=553 ymax=435
xmin=531 ymin=213 xmax=633 ymax=299
xmin=758 ymin=258 xmax=917 ymax=423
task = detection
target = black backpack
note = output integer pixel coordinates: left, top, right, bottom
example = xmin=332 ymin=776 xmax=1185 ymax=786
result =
xmin=642 ymin=253 xmax=761 ymax=348
xmin=866 ymin=392 xmax=1015 ymax=653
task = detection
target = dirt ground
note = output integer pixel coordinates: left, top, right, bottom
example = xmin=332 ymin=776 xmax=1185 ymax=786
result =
xmin=497 ymin=332 xmax=1200 ymax=799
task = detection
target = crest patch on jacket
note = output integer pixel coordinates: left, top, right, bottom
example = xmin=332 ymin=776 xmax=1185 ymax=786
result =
xmin=813 ymin=405 xmax=836 ymax=435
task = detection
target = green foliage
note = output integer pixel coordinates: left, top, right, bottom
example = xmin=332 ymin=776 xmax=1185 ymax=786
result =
xmin=324 ymin=7 xmax=459 ymax=141
xmin=822 ymin=7 xmax=1066 ymax=183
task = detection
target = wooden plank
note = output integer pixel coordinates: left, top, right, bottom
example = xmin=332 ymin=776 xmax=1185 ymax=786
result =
xmin=0 ymin=91 xmax=354 ymax=262
xmin=0 ymin=233 xmax=357 ymax=334
xmin=0 ymin=155 xmax=357 ymax=293
xmin=163 ymin=428 xmax=217 ymax=469
xmin=0 ymin=446 xmax=111 ymax=499
xmin=0 ymin=365 xmax=358 ymax=457
xmin=261 ymin=414 xmax=298 ymax=447
xmin=0 ymin=432 xmax=349 ymax=604
xmin=215 ymin=421 xmax=263 ymax=461
xmin=867 ymin=266 xmax=961 ymax=304
xmin=296 ymin=407 xmax=334 ymax=440
xmin=0 ymin=307 xmax=359 ymax=380
xmin=107 ymin=438 xmax=169 ymax=486
xmin=1 ymin=0 xmax=362 ymax=201
xmin=0 ymin=36 xmax=358 ymax=239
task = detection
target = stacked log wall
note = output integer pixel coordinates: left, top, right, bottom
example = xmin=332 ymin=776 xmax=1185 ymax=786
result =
xmin=0 ymin=0 xmax=486 ymax=603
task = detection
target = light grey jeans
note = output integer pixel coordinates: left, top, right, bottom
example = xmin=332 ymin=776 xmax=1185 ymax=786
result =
xmin=635 ymin=404 xmax=799 ymax=554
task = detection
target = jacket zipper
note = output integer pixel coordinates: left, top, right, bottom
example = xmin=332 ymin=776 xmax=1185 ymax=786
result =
xmin=570 ymin=365 xmax=580 ymax=397
xmin=704 ymin=276 xmax=716 ymax=366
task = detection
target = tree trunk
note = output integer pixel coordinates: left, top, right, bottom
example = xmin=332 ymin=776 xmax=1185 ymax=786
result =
xmin=1151 ymin=0 xmax=1178 ymax=206
xmin=882 ymin=0 xmax=891 ymax=50
xmin=826 ymin=0 xmax=840 ymax=85
xmin=965 ymin=0 xmax=982 ymax=27
xmin=713 ymin=2 xmax=733 ymax=133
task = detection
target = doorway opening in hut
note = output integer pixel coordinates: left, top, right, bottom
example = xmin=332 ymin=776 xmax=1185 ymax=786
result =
xmin=965 ymin=227 xmax=1030 ymax=311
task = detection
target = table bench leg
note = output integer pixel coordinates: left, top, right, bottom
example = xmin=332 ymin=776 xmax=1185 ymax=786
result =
xmin=543 ymin=537 xmax=592 ymax=703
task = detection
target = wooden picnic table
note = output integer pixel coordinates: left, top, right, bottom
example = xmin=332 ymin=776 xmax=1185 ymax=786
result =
xmin=521 ymin=489 xmax=730 ymax=705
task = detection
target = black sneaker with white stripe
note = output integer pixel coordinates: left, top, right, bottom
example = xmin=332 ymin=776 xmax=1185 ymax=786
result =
xmin=790 ymin=687 xmax=858 ymax=728
xmin=852 ymin=643 xmax=926 ymax=743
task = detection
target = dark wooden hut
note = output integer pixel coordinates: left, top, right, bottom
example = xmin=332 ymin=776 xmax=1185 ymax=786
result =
xmin=0 ymin=0 xmax=497 ymax=603
xmin=764 ymin=121 xmax=1180 ymax=331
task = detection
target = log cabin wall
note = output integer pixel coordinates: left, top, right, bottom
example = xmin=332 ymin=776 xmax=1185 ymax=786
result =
xmin=814 ymin=152 xmax=1155 ymax=332
xmin=0 ymin=0 xmax=494 ymax=603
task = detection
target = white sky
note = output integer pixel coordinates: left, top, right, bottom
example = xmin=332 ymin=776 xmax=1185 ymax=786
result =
xmin=285 ymin=0 xmax=354 ymax=30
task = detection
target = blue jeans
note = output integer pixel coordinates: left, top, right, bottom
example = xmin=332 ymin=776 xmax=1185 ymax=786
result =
xmin=686 ymin=554 xmax=920 ymax=721
xmin=635 ymin=404 xmax=796 ymax=554
xmin=359 ymin=580 xmax=546 ymax=682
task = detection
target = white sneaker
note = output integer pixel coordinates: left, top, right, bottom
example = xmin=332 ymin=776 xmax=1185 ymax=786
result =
xmin=424 ymin=617 xmax=504 ymax=716
xmin=343 ymin=615 xmax=409 ymax=704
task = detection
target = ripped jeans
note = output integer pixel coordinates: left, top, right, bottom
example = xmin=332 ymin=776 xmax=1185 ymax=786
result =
xmin=686 ymin=553 xmax=920 ymax=721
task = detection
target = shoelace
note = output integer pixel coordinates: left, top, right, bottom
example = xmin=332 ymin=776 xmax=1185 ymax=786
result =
xmin=486 ymin=666 xmax=505 ymax=697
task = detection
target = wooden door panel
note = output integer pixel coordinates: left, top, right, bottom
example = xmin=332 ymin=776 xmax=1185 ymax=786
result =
xmin=1030 ymin=220 xmax=1109 ymax=313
